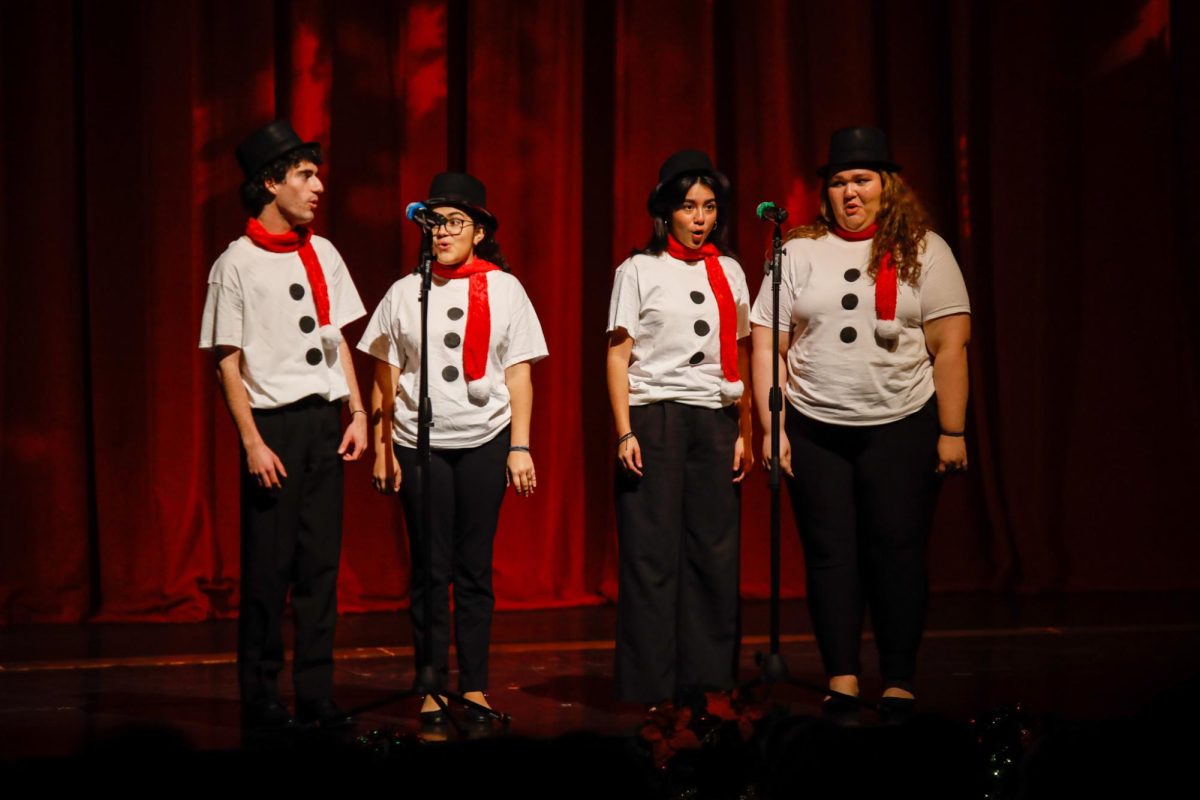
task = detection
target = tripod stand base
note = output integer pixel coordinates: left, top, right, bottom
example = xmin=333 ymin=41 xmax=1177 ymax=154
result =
xmin=756 ymin=651 xmax=791 ymax=683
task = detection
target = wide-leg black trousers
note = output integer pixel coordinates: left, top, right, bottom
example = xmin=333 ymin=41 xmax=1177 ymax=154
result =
xmin=783 ymin=397 xmax=941 ymax=686
xmin=395 ymin=427 xmax=510 ymax=692
xmin=615 ymin=401 xmax=742 ymax=704
xmin=239 ymin=396 xmax=344 ymax=707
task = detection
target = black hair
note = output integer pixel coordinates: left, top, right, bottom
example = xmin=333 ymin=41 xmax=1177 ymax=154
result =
xmin=474 ymin=232 xmax=510 ymax=272
xmin=635 ymin=173 xmax=734 ymax=258
xmin=239 ymin=145 xmax=323 ymax=216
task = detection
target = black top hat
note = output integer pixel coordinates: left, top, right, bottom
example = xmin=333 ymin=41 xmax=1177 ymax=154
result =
xmin=423 ymin=171 xmax=498 ymax=230
xmin=817 ymin=127 xmax=901 ymax=177
xmin=647 ymin=150 xmax=730 ymax=215
xmin=235 ymin=120 xmax=321 ymax=179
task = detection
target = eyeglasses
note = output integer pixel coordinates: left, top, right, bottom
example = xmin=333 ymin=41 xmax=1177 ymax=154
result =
xmin=434 ymin=217 xmax=475 ymax=235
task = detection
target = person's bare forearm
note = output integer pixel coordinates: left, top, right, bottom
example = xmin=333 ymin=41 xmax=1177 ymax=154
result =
xmin=216 ymin=348 xmax=263 ymax=448
xmin=750 ymin=325 xmax=787 ymax=431
xmin=607 ymin=335 xmax=634 ymax=435
xmin=339 ymin=340 xmax=366 ymax=414
xmin=505 ymin=363 xmax=533 ymax=446
xmin=370 ymin=361 xmax=397 ymax=454
xmin=932 ymin=347 xmax=968 ymax=432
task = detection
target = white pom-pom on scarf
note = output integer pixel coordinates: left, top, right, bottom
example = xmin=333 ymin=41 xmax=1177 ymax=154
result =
xmin=874 ymin=318 xmax=902 ymax=340
xmin=467 ymin=377 xmax=491 ymax=403
xmin=720 ymin=379 xmax=744 ymax=404
xmin=319 ymin=324 xmax=343 ymax=350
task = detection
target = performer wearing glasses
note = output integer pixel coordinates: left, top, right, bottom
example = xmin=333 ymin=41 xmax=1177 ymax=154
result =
xmin=359 ymin=172 xmax=548 ymax=723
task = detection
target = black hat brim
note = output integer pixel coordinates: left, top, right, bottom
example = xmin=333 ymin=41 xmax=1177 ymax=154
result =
xmin=817 ymin=159 xmax=901 ymax=178
xmin=646 ymin=169 xmax=731 ymax=215
xmin=423 ymin=196 xmax=498 ymax=231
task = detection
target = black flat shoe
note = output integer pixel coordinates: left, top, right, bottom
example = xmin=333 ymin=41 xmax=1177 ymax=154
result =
xmin=419 ymin=708 xmax=447 ymax=725
xmin=878 ymin=695 xmax=915 ymax=725
xmin=419 ymin=696 xmax=448 ymax=725
xmin=463 ymin=704 xmax=494 ymax=723
xmin=821 ymin=690 xmax=863 ymax=727
xmin=297 ymin=698 xmax=354 ymax=729
xmin=242 ymin=701 xmax=297 ymax=731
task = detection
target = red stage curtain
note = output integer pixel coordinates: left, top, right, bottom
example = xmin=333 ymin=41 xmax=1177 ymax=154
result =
xmin=1 ymin=0 xmax=1197 ymax=623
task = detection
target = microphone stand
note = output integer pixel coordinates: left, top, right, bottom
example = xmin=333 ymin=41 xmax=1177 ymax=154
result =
xmin=349 ymin=227 xmax=511 ymax=733
xmin=762 ymin=214 xmax=789 ymax=685
xmin=740 ymin=214 xmax=854 ymax=709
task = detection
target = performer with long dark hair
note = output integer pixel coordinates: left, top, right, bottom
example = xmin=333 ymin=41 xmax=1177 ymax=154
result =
xmin=359 ymin=172 xmax=547 ymax=723
xmin=607 ymin=150 xmax=753 ymax=706
xmin=750 ymin=127 xmax=970 ymax=717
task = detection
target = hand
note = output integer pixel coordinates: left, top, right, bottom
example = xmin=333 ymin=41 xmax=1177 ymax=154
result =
xmin=339 ymin=414 xmax=369 ymax=461
xmin=506 ymin=450 xmax=536 ymax=497
xmin=936 ymin=435 xmax=968 ymax=475
xmin=760 ymin=432 xmax=793 ymax=477
xmin=732 ymin=434 xmax=754 ymax=483
xmin=372 ymin=449 xmax=402 ymax=494
xmin=617 ymin=434 xmax=643 ymax=477
xmin=246 ymin=441 xmax=287 ymax=489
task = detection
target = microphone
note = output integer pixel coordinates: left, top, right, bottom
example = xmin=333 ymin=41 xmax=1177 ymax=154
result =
xmin=756 ymin=201 xmax=789 ymax=224
xmin=406 ymin=202 xmax=447 ymax=230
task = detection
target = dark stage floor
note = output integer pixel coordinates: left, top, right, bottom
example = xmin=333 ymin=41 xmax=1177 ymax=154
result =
xmin=2 ymin=593 xmax=1199 ymax=763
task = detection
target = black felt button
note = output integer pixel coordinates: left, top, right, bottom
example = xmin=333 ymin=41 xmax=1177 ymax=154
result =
xmin=305 ymin=348 xmax=323 ymax=365
xmin=447 ymin=307 xmax=464 ymax=321
xmin=841 ymin=294 xmax=858 ymax=310
xmin=442 ymin=366 xmax=460 ymax=382
xmin=694 ymin=320 xmax=711 ymax=336
xmin=444 ymin=332 xmax=461 ymax=348
xmin=839 ymin=327 xmax=857 ymax=344
xmin=844 ymin=269 xmax=861 ymax=282
xmin=290 ymin=283 xmax=306 ymax=300
xmin=299 ymin=316 xmax=316 ymax=333
xmin=690 ymin=291 xmax=705 ymax=304
xmin=688 ymin=352 xmax=705 ymax=365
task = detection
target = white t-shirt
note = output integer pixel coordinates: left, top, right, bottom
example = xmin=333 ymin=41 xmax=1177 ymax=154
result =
xmin=198 ymin=235 xmax=366 ymax=409
xmin=607 ymin=251 xmax=752 ymax=409
xmin=358 ymin=270 xmax=549 ymax=449
xmin=750 ymin=231 xmax=970 ymax=425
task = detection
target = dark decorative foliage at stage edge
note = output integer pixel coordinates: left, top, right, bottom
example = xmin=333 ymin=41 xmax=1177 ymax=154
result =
xmin=355 ymin=726 xmax=424 ymax=755
xmin=971 ymin=703 xmax=1034 ymax=800
xmin=636 ymin=689 xmax=772 ymax=798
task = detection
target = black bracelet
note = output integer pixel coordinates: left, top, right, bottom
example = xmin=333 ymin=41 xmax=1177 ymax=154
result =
xmin=940 ymin=429 xmax=965 ymax=437
xmin=617 ymin=431 xmax=636 ymax=446
xmin=509 ymin=445 xmax=531 ymax=453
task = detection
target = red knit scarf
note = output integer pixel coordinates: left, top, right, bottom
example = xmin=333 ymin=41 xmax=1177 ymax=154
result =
xmin=665 ymin=235 xmax=740 ymax=384
xmin=244 ymin=217 xmax=333 ymax=329
xmin=432 ymin=257 xmax=501 ymax=388
xmin=832 ymin=223 xmax=898 ymax=333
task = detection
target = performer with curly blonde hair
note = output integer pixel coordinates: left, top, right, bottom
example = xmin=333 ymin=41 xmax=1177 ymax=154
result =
xmin=750 ymin=127 xmax=970 ymax=719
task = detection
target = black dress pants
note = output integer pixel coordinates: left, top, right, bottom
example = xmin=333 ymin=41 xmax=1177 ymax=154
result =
xmin=783 ymin=397 xmax=941 ymax=686
xmin=615 ymin=402 xmax=741 ymax=704
xmin=239 ymin=396 xmax=344 ymax=707
xmin=395 ymin=427 xmax=510 ymax=692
